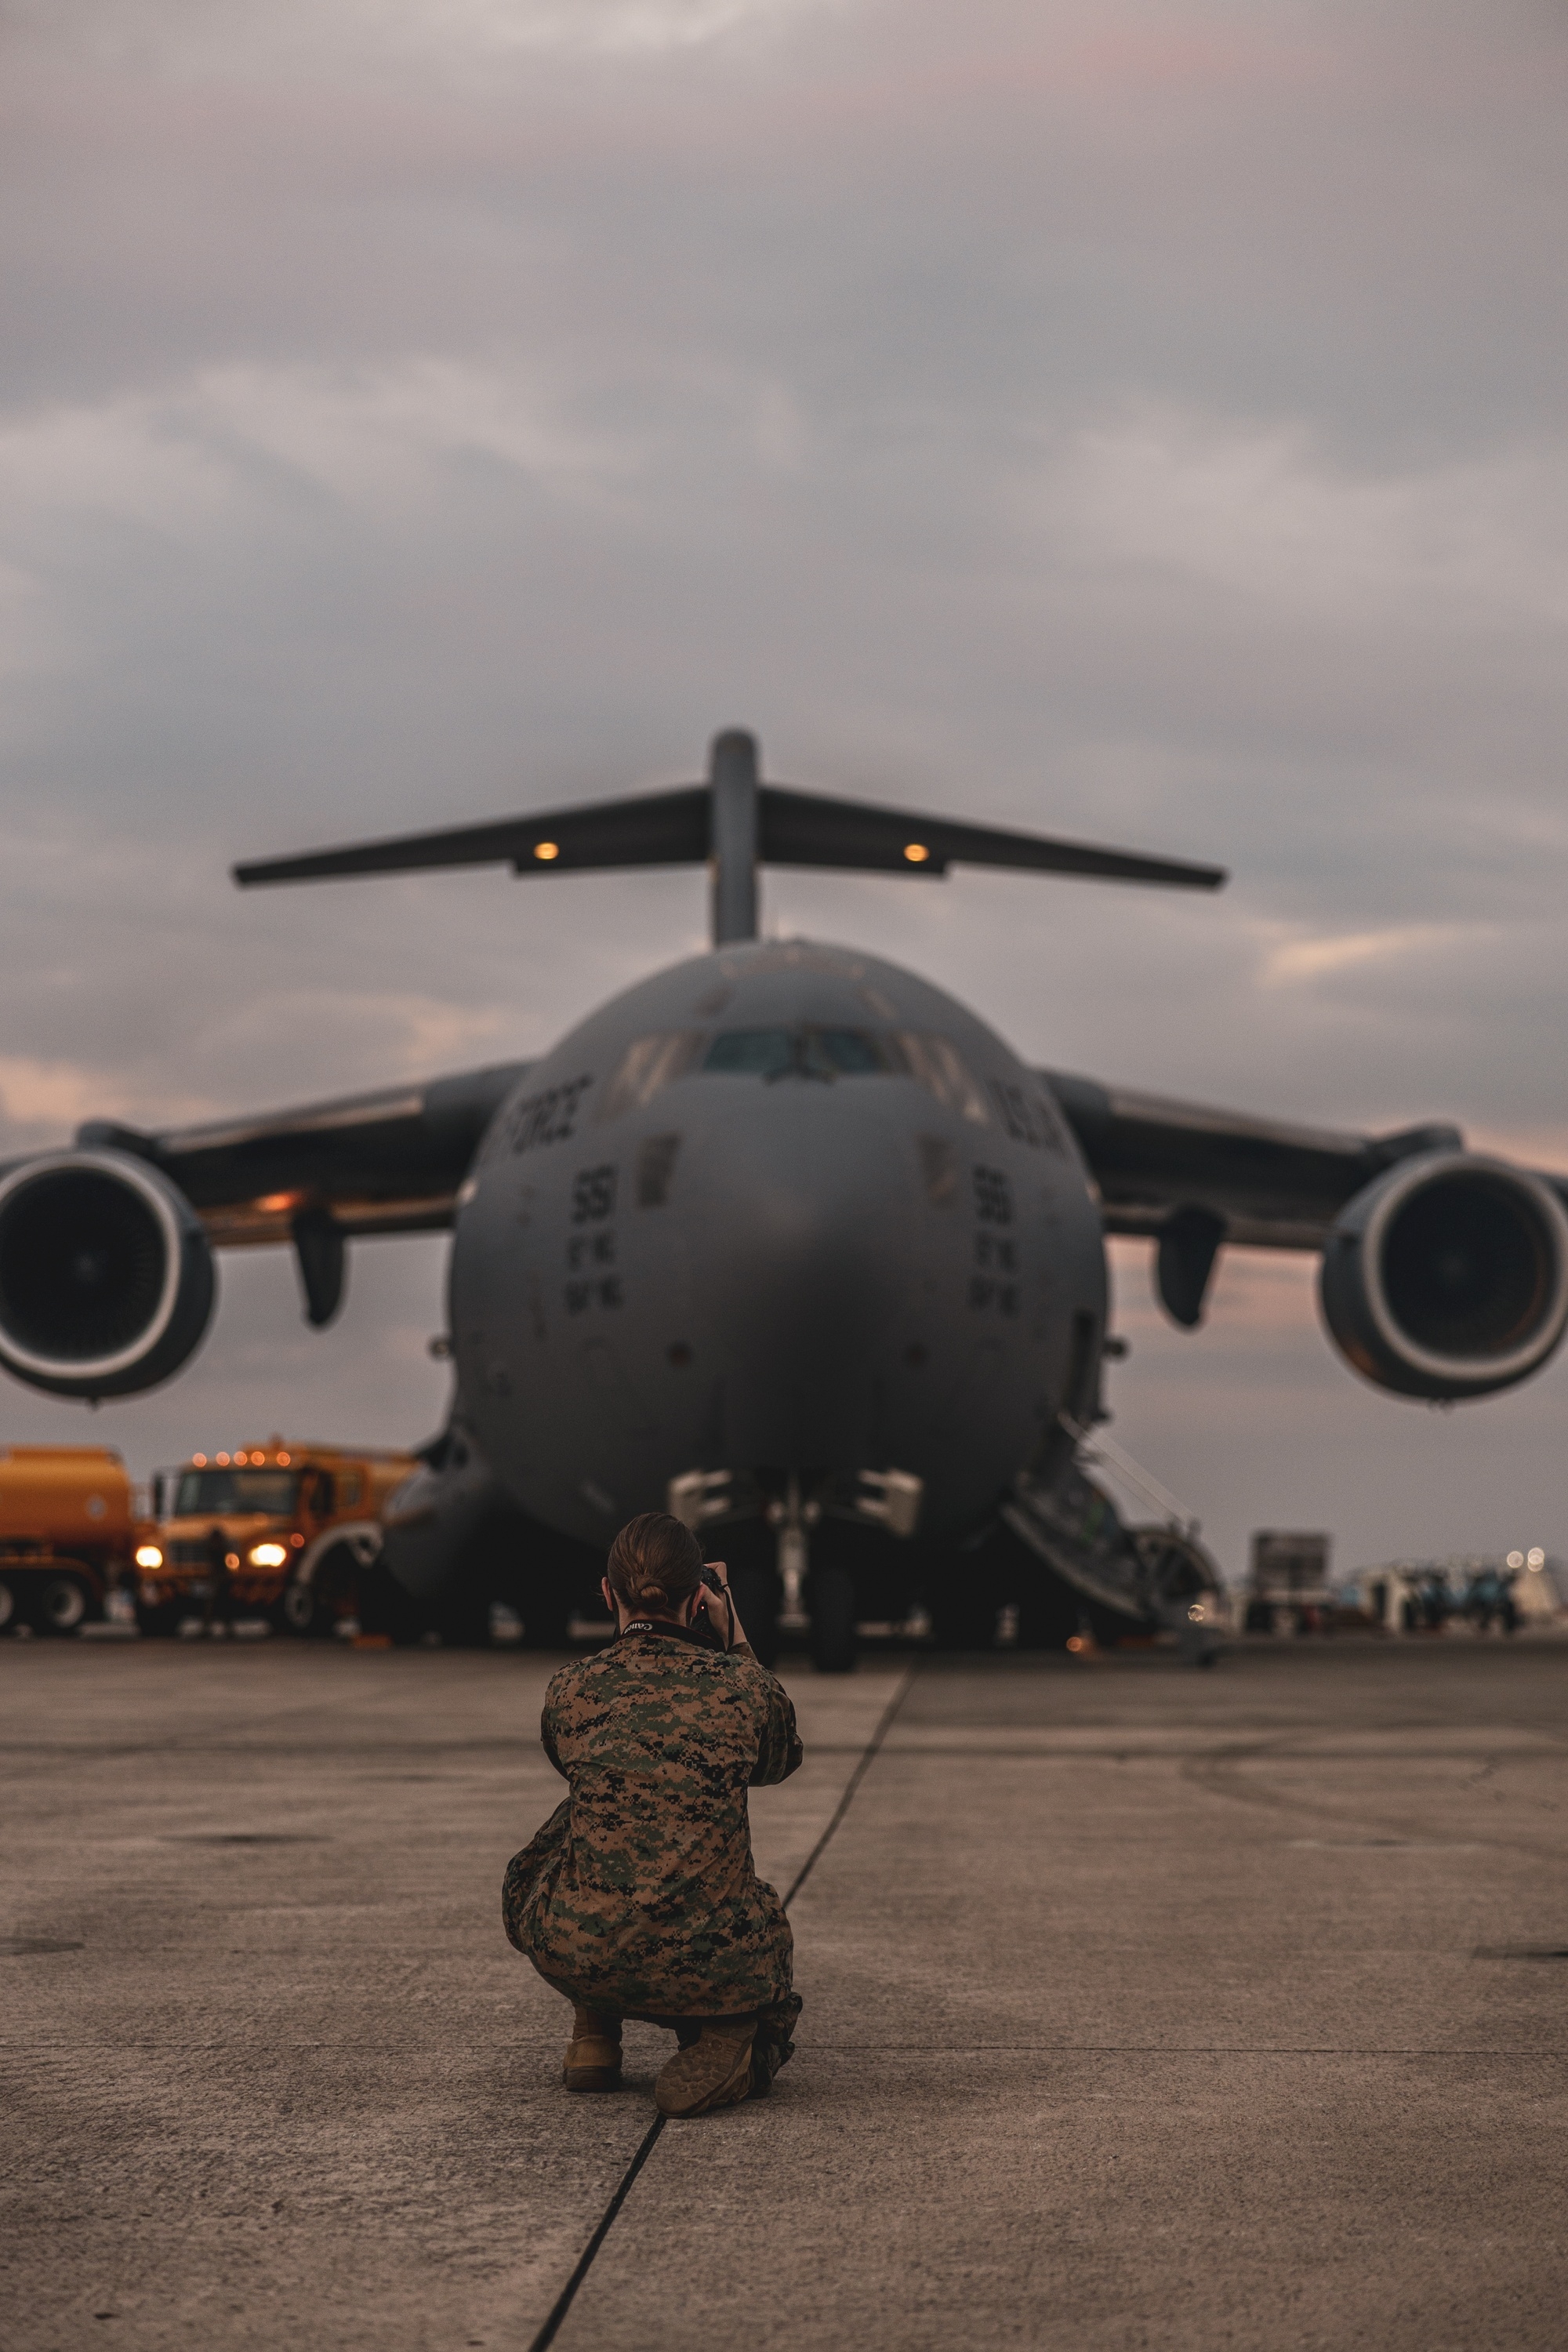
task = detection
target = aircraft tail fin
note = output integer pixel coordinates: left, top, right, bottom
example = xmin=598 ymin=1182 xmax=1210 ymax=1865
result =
xmin=233 ymin=728 xmax=1225 ymax=945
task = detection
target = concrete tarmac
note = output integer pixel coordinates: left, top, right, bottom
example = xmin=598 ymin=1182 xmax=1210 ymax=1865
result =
xmin=3 ymin=1635 xmax=1566 ymax=2350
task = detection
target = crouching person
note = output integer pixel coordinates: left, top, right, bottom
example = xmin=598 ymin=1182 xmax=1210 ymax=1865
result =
xmin=503 ymin=1512 xmax=804 ymax=2119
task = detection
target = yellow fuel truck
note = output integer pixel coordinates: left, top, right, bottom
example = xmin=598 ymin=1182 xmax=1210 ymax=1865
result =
xmin=133 ymin=1438 xmax=416 ymax=1635
xmin=0 ymin=1445 xmax=136 ymax=1635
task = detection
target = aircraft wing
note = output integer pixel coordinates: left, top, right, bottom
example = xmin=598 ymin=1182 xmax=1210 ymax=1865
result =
xmin=60 ymin=1052 xmax=1468 ymax=1258
xmin=1043 ymin=1070 xmax=1464 ymax=1250
xmin=74 ymin=1061 xmax=532 ymax=1247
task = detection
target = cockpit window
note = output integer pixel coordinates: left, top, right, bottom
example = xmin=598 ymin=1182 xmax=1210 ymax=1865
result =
xmin=703 ymin=1028 xmax=900 ymax=1080
xmin=816 ymin=1029 xmax=889 ymax=1073
xmin=895 ymin=1033 xmax=991 ymax=1126
xmin=598 ymin=1032 xmax=706 ymax=1121
xmin=705 ymin=1029 xmax=794 ymax=1078
xmin=599 ymin=1022 xmax=992 ymax=1120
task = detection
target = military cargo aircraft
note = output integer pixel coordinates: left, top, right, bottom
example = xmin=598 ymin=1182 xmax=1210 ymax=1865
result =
xmin=2 ymin=731 xmax=1564 ymax=1667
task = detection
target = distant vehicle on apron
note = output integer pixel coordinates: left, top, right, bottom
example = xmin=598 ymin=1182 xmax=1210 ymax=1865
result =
xmin=0 ymin=1444 xmax=133 ymax=1635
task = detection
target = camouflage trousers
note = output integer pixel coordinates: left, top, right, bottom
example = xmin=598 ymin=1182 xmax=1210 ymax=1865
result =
xmin=502 ymin=1797 xmax=797 ymax=2023
xmin=535 ymin=1965 xmax=803 ymax=2095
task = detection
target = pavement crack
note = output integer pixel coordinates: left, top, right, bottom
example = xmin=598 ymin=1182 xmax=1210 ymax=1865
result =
xmin=524 ymin=2114 xmax=666 ymax=2352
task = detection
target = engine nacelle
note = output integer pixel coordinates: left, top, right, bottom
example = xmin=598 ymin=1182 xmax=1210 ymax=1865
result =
xmin=0 ymin=1151 xmax=216 ymax=1399
xmin=1319 ymin=1152 xmax=1568 ymax=1400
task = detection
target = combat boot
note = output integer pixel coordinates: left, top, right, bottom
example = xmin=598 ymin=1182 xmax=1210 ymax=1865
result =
xmin=564 ymin=2006 xmax=623 ymax=2092
xmin=654 ymin=2016 xmax=757 ymax=2118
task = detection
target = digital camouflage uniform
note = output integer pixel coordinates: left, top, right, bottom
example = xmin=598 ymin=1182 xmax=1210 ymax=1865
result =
xmin=503 ymin=1623 xmax=804 ymax=2082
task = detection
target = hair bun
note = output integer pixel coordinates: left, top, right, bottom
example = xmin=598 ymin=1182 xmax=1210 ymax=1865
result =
xmin=606 ymin=1513 xmax=704 ymax=1617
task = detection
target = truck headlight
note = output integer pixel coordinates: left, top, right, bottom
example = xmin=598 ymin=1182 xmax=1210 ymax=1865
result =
xmin=249 ymin=1542 xmax=289 ymax=1569
xmin=135 ymin=1544 xmax=163 ymax=1570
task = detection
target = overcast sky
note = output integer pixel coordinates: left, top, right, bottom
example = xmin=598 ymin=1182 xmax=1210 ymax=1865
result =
xmin=2 ymin=0 xmax=1566 ymax=1580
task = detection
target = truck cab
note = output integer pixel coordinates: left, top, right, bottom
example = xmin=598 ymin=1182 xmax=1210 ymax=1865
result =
xmin=134 ymin=1439 xmax=416 ymax=1636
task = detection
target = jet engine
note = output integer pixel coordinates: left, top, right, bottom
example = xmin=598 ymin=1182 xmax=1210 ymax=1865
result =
xmin=0 ymin=1150 xmax=216 ymax=1399
xmin=1319 ymin=1151 xmax=1568 ymax=1400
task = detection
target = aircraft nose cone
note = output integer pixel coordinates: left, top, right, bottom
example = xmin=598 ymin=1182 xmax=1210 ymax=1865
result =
xmin=687 ymin=1088 xmax=912 ymax=1466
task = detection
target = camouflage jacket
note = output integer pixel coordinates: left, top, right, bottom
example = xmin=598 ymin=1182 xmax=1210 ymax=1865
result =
xmin=503 ymin=1624 xmax=803 ymax=2017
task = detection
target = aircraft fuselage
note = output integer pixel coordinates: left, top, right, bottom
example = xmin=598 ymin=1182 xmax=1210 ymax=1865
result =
xmin=449 ymin=938 xmax=1107 ymax=1548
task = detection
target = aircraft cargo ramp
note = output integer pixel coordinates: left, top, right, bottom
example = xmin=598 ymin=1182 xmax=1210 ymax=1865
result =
xmin=4 ymin=1638 xmax=1566 ymax=2350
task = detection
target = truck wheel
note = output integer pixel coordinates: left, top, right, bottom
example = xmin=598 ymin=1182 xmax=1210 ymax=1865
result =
xmin=278 ymin=1579 xmax=314 ymax=1636
xmin=808 ymin=1563 xmax=857 ymax=1675
xmin=279 ymin=1571 xmax=337 ymax=1639
xmin=0 ymin=1577 xmax=16 ymax=1634
xmin=31 ymin=1572 xmax=92 ymax=1637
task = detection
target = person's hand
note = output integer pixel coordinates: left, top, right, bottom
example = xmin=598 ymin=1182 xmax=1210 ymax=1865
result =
xmin=696 ymin=1560 xmax=746 ymax=1652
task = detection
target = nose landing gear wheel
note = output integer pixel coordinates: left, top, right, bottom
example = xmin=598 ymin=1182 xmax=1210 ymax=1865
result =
xmin=808 ymin=1563 xmax=857 ymax=1675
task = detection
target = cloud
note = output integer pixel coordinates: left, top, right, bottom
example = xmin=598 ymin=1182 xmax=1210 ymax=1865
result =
xmin=1036 ymin=410 xmax=1568 ymax=630
xmin=1259 ymin=923 xmax=1484 ymax=988
xmin=0 ymin=359 xmax=630 ymax=549
xmin=0 ymin=1053 xmax=208 ymax=1138
xmin=210 ymin=990 xmax=511 ymax=1091
xmin=4 ymin=0 xmax=842 ymax=72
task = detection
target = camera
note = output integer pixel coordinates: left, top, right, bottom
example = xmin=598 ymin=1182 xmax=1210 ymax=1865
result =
xmin=691 ymin=1562 xmax=731 ymax=1650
